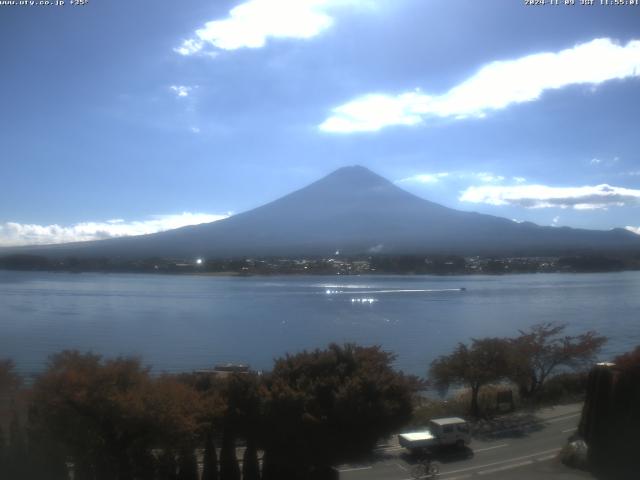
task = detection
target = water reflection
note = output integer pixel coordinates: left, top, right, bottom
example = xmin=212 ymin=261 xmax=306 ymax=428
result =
xmin=350 ymin=298 xmax=378 ymax=304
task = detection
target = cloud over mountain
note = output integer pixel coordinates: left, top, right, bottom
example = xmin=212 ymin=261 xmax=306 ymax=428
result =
xmin=320 ymin=38 xmax=640 ymax=132
xmin=460 ymin=183 xmax=640 ymax=210
xmin=0 ymin=212 xmax=229 ymax=247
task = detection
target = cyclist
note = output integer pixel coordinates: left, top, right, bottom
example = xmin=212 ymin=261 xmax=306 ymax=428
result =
xmin=411 ymin=451 xmax=439 ymax=479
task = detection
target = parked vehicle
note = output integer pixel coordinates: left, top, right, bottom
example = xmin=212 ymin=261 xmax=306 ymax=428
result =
xmin=399 ymin=417 xmax=471 ymax=452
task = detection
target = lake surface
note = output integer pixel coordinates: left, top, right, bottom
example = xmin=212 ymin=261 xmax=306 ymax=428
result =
xmin=1 ymin=270 xmax=639 ymax=378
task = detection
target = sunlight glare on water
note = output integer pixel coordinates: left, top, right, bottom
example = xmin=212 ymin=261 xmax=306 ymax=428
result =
xmin=1 ymin=270 xmax=639 ymax=377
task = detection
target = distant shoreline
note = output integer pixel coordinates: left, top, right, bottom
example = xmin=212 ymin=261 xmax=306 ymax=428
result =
xmin=2 ymin=251 xmax=639 ymax=276
xmin=1 ymin=266 xmax=638 ymax=277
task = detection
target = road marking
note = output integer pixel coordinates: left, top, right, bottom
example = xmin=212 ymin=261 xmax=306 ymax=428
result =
xmin=562 ymin=427 xmax=577 ymax=433
xmin=536 ymin=454 xmax=558 ymax=461
xmin=403 ymin=472 xmax=473 ymax=480
xmin=474 ymin=443 xmax=509 ymax=453
xmin=547 ymin=413 xmax=581 ymax=423
xmin=440 ymin=447 xmax=561 ymax=476
xmin=396 ymin=463 xmax=408 ymax=472
xmin=478 ymin=459 xmax=534 ymax=475
xmin=337 ymin=466 xmax=372 ymax=473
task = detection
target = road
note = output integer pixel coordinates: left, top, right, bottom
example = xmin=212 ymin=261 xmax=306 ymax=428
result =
xmin=338 ymin=404 xmax=593 ymax=480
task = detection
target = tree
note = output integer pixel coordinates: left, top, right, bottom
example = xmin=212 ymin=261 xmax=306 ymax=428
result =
xmin=157 ymin=449 xmax=178 ymax=480
xmin=26 ymin=419 xmax=69 ymax=480
xmin=262 ymin=343 xmax=420 ymax=477
xmin=430 ymin=338 xmax=511 ymax=417
xmin=0 ymin=425 xmax=5 ymax=479
xmin=130 ymin=447 xmax=157 ymax=480
xmin=211 ymin=372 xmax=263 ymax=480
xmin=178 ymin=370 xmax=260 ymax=480
xmin=147 ymin=374 xmax=203 ymax=448
xmin=177 ymin=447 xmax=198 ymax=480
xmin=6 ymin=410 xmax=28 ymax=479
xmin=260 ymin=449 xmax=278 ymax=480
xmin=29 ymin=351 xmax=202 ymax=480
xmin=509 ymin=323 xmax=606 ymax=399
xmin=241 ymin=439 xmax=260 ymax=480
xmin=201 ymin=432 xmax=219 ymax=480
xmin=0 ymin=359 xmax=21 ymax=395
xmin=29 ymin=351 xmax=152 ymax=479
xmin=0 ymin=358 xmax=22 ymax=460
xmin=219 ymin=426 xmax=240 ymax=480
xmin=614 ymin=345 xmax=640 ymax=371
xmin=217 ymin=372 xmax=263 ymax=445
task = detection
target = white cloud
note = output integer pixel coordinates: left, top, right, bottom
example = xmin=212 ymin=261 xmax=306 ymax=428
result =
xmin=320 ymin=38 xmax=640 ymax=133
xmin=0 ymin=212 xmax=230 ymax=247
xmin=625 ymin=226 xmax=640 ymax=235
xmin=397 ymin=172 xmax=450 ymax=184
xmin=590 ymin=156 xmax=619 ymax=166
xmin=552 ymin=216 xmax=560 ymax=226
xmin=397 ymin=171 xmax=510 ymax=185
xmin=175 ymin=39 xmax=206 ymax=56
xmin=174 ymin=0 xmax=364 ymax=56
xmin=320 ymin=92 xmax=428 ymax=133
xmin=170 ymin=85 xmax=194 ymax=98
xmin=459 ymin=183 xmax=640 ymax=210
xmin=476 ymin=172 xmax=505 ymax=183
xmin=513 ymin=176 xmax=527 ymax=184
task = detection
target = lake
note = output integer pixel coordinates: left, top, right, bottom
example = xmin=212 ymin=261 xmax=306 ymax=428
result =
xmin=1 ymin=270 xmax=639 ymax=378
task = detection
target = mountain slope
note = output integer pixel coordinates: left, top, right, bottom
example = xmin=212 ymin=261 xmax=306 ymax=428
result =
xmin=7 ymin=166 xmax=640 ymax=258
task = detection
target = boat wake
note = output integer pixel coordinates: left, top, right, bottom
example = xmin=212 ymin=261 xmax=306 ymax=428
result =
xmin=324 ymin=288 xmax=465 ymax=295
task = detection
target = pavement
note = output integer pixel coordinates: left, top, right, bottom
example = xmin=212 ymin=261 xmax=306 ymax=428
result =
xmin=337 ymin=403 xmax=594 ymax=480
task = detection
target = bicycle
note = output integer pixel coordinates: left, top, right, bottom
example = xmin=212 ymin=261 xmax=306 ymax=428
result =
xmin=410 ymin=458 xmax=439 ymax=479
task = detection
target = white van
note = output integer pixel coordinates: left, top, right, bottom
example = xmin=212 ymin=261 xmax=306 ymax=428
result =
xmin=398 ymin=417 xmax=471 ymax=452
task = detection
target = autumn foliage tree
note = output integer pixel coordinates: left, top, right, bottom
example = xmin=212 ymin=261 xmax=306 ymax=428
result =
xmin=0 ymin=359 xmax=21 ymax=428
xmin=430 ymin=324 xmax=607 ymax=416
xmin=430 ymin=338 xmax=511 ymax=417
xmin=29 ymin=351 xmax=202 ymax=480
xmin=218 ymin=373 xmax=262 ymax=480
xmin=3 ymin=343 xmax=421 ymax=480
xmin=509 ymin=322 xmax=606 ymax=399
xmin=0 ymin=359 xmax=25 ymax=478
xmin=0 ymin=425 xmax=5 ymax=479
xmin=262 ymin=343 xmax=421 ymax=479
xmin=201 ymin=431 xmax=219 ymax=480
xmin=613 ymin=345 xmax=640 ymax=371
xmin=0 ymin=359 xmax=21 ymax=397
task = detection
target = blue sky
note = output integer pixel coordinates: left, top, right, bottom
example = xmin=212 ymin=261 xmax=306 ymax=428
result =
xmin=1 ymin=0 xmax=640 ymax=245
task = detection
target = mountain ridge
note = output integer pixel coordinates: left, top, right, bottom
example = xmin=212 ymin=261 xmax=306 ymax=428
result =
xmin=3 ymin=166 xmax=640 ymax=259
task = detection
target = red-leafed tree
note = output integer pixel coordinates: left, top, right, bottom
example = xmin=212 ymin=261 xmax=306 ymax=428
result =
xmin=262 ymin=343 xmax=421 ymax=479
xmin=509 ymin=322 xmax=606 ymax=399
xmin=29 ymin=351 xmax=202 ymax=480
xmin=430 ymin=337 xmax=511 ymax=417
